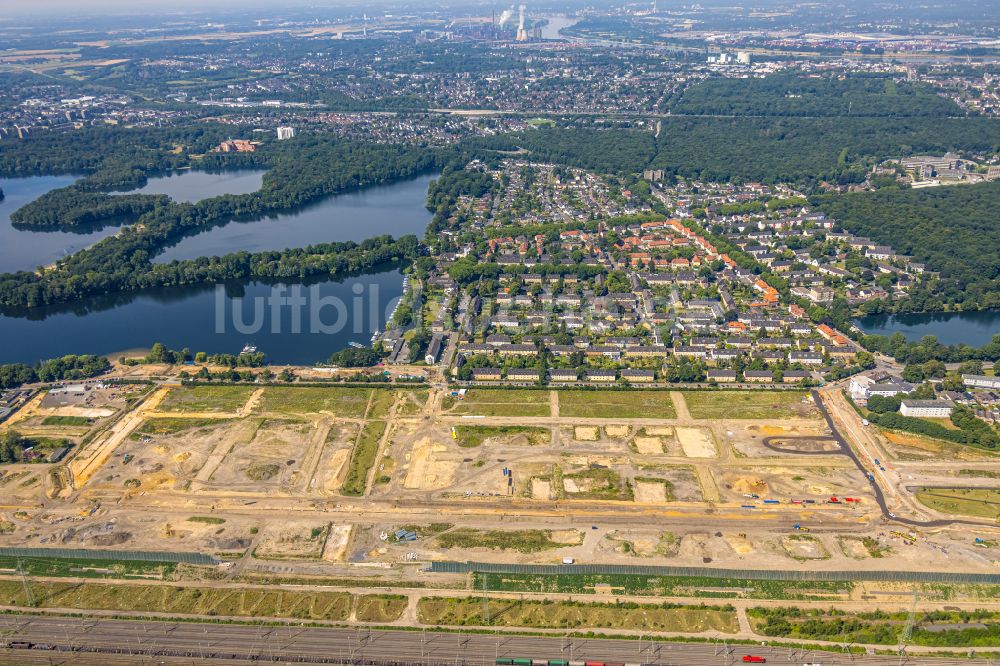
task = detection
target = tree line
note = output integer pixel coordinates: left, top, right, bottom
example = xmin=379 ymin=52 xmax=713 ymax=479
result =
xmin=0 ymin=354 xmax=111 ymax=389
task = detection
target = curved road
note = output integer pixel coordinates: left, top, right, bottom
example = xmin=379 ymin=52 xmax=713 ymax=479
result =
xmin=810 ymin=390 xmax=989 ymax=529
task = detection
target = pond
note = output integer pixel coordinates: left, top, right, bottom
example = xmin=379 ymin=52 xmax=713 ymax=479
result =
xmin=855 ymin=310 xmax=1000 ymax=347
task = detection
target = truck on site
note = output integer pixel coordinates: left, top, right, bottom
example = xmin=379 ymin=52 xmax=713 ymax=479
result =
xmin=792 ymin=524 xmax=809 ymax=532
xmin=742 ymin=656 xmax=767 ymax=663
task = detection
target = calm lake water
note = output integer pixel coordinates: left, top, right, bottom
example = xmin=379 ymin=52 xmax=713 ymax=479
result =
xmin=0 ymin=267 xmax=405 ymax=366
xmin=856 ymin=310 xmax=1000 ymax=347
xmin=0 ymin=175 xmax=117 ymax=273
xmin=155 ymin=173 xmax=437 ymax=262
xmin=118 ymin=168 xmax=265 ymax=203
xmin=0 ymin=170 xmax=267 ymax=274
xmin=0 ymin=170 xmax=436 ymax=363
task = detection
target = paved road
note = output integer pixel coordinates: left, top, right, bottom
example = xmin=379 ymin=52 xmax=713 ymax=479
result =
xmin=811 ymin=390 xmax=990 ymax=529
xmin=0 ymin=616 xmax=994 ymax=666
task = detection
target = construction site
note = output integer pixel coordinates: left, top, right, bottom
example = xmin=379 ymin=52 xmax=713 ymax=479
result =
xmin=2 ymin=383 xmax=1000 ymax=659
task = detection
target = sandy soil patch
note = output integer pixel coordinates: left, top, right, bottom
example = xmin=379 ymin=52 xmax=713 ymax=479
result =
xmin=724 ymin=533 xmax=754 ymax=556
xmin=633 ymin=479 xmax=668 ymax=503
xmin=839 ymin=536 xmax=870 ymax=559
xmin=322 ymin=449 xmax=351 ymax=491
xmin=782 ymin=535 xmax=829 ymax=560
xmin=531 ymin=478 xmax=552 ymax=500
xmin=322 ymin=525 xmax=353 ymax=561
xmin=574 ymin=426 xmax=600 ymax=441
xmin=633 ymin=436 xmax=665 ymax=454
xmin=42 ymin=406 xmax=115 ymax=419
xmin=604 ymin=426 xmax=630 ymax=438
xmin=644 ymin=427 xmax=673 ymax=436
xmin=255 ymin=522 xmax=329 ymax=559
xmin=732 ymin=477 xmax=769 ymax=495
xmin=756 ymin=425 xmax=791 ymax=436
xmin=550 ymin=529 xmax=582 ymax=544
xmin=676 ymin=427 xmax=716 ymax=458
xmin=884 ymin=431 xmax=939 ymax=452
xmin=404 ymin=437 xmax=459 ymax=490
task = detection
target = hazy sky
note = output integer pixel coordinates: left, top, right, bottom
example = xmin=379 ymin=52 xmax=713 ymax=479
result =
xmin=0 ymin=0 xmax=324 ymax=15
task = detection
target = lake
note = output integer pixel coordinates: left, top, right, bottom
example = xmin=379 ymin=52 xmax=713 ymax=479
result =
xmin=0 ymin=170 xmax=267 ymax=274
xmin=0 ymin=175 xmax=118 ymax=273
xmin=117 ymin=168 xmax=265 ymax=203
xmin=154 ymin=173 xmax=437 ymax=262
xmin=0 ymin=267 xmax=405 ymax=366
xmin=0 ymin=170 xmax=437 ymax=364
xmin=856 ymin=310 xmax=1000 ymax=347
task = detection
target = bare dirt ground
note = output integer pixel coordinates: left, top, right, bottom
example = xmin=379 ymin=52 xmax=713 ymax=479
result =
xmin=1 ymin=383 xmax=998 ymax=586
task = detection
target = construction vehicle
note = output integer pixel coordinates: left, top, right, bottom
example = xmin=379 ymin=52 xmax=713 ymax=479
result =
xmin=792 ymin=524 xmax=810 ymax=532
xmin=742 ymin=656 xmax=767 ymax=663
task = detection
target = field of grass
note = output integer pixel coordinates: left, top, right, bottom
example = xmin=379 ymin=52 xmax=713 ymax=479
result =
xmin=396 ymin=390 xmax=429 ymax=416
xmin=0 ymin=580 xmax=352 ymax=620
xmin=916 ymin=487 xmax=1000 ymax=520
xmin=436 ymin=528 xmax=580 ymax=553
xmin=136 ymin=417 xmax=230 ymax=436
xmin=159 ymin=386 xmax=255 ymax=413
xmin=958 ymin=469 xmax=1000 ymax=479
xmin=417 ymin=597 xmax=737 ymax=633
xmin=341 ymin=420 xmax=387 ymax=496
xmin=682 ymin=391 xmax=815 ymax=420
xmin=367 ymin=389 xmax=397 ymax=419
xmin=442 ymin=390 xmax=549 ymax=417
xmin=187 ymin=516 xmax=226 ymax=525
xmin=454 ymin=425 xmax=549 ymax=448
xmin=0 ymin=556 xmax=177 ymax=580
xmin=558 ymin=391 xmax=677 ymax=418
xmin=354 ymin=594 xmax=408 ymax=622
xmin=40 ymin=415 xmax=93 ymax=427
xmin=259 ymin=387 xmax=373 ymax=418
xmin=471 ymin=572 xmax=852 ymax=601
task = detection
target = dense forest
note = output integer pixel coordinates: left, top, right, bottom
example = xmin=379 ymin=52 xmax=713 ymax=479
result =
xmin=11 ymin=189 xmax=168 ymax=229
xmin=673 ymin=72 xmax=965 ymax=118
xmin=652 ymin=116 xmax=1000 ymax=186
xmin=465 ymin=117 xmax=1000 ymax=188
xmin=0 ymin=354 xmax=111 ymax=389
xmin=465 ymin=128 xmax=657 ymax=174
xmin=0 ymin=124 xmax=244 ymax=187
xmin=814 ymin=181 xmax=1000 ymax=309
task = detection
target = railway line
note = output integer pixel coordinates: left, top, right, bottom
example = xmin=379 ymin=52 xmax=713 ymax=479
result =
xmin=0 ymin=616 xmax=995 ymax=666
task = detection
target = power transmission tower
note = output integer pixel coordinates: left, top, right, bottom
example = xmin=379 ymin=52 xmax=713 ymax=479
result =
xmin=481 ymin=573 xmax=491 ymax=625
xmin=16 ymin=559 xmax=35 ymax=607
xmin=901 ymin=592 xmax=920 ymax=649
